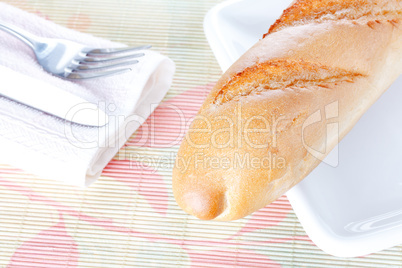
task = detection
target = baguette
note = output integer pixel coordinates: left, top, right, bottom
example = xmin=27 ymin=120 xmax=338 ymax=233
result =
xmin=173 ymin=0 xmax=402 ymax=221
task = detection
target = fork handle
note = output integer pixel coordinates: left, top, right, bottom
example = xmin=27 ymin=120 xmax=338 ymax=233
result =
xmin=0 ymin=22 xmax=42 ymax=50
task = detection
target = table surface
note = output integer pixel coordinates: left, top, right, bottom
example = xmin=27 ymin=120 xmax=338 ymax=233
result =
xmin=0 ymin=0 xmax=401 ymax=267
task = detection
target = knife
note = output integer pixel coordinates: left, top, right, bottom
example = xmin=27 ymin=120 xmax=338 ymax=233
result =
xmin=0 ymin=66 xmax=108 ymax=127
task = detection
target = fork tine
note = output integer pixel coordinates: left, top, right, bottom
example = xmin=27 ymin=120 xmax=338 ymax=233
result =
xmin=66 ymin=68 xmax=132 ymax=79
xmin=74 ymin=60 xmax=139 ymax=71
xmin=82 ymin=53 xmax=145 ymax=64
xmin=85 ymin=45 xmax=151 ymax=55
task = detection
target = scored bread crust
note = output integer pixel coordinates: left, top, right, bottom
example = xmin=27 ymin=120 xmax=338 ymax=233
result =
xmin=173 ymin=0 xmax=402 ymax=221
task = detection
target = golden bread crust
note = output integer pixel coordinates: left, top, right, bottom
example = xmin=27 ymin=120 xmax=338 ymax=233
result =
xmin=173 ymin=0 xmax=402 ymax=221
xmin=267 ymin=0 xmax=401 ymax=36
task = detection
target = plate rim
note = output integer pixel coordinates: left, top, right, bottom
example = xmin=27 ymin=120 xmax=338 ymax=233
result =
xmin=203 ymin=0 xmax=402 ymax=257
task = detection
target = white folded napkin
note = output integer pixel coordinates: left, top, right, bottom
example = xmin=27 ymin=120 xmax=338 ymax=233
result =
xmin=0 ymin=3 xmax=175 ymax=186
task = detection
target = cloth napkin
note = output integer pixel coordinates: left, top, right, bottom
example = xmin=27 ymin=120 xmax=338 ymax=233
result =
xmin=0 ymin=3 xmax=175 ymax=186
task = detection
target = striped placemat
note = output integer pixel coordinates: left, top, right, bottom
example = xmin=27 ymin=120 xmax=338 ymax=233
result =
xmin=0 ymin=0 xmax=401 ymax=267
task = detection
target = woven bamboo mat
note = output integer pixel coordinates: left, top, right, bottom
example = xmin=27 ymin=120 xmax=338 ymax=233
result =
xmin=0 ymin=0 xmax=401 ymax=267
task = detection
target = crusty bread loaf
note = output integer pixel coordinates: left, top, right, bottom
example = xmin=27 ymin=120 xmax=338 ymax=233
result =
xmin=173 ymin=0 xmax=402 ymax=221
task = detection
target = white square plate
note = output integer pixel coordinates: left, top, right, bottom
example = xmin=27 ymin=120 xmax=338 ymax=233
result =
xmin=204 ymin=0 xmax=402 ymax=257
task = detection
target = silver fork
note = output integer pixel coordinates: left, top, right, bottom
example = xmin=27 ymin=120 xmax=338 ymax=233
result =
xmin=0 ymin=22 xmax=150 ymax=79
